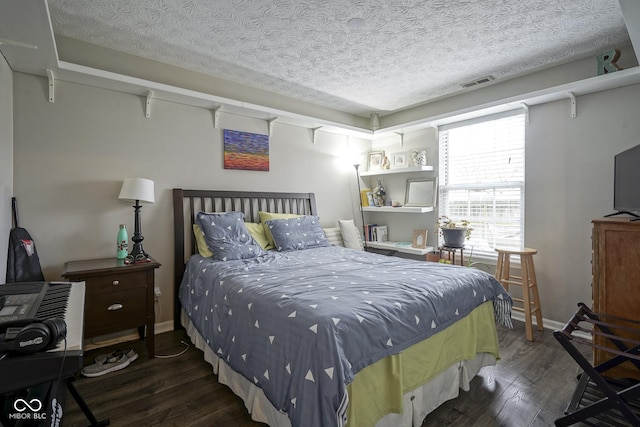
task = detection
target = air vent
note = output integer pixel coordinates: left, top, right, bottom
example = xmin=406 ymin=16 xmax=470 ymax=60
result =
xmin=461 ymin=76 xmax=495 ymax=89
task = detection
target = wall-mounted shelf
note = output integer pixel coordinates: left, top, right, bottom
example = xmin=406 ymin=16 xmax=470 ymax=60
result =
xmin=362 ymin=206 xmax=434 ymax=213
xmin=366 ymin=241 xmax=434 ymax=255
xmin=5 ymin=1 xmax=640 ymax=142
xmin=360 ymin=165 xmax=434 ymax=177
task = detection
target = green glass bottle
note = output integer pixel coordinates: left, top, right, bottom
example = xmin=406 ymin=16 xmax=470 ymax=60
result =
xmin=117 ymin=224 xmax=128 ymax=259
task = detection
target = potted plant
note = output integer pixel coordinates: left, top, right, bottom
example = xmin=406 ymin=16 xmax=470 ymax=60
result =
xmin=436 ymin=216 xmax=473 ymax=248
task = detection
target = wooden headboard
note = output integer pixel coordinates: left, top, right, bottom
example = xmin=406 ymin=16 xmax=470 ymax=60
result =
xmin=172 ymin=188 xmax=318 ymax=329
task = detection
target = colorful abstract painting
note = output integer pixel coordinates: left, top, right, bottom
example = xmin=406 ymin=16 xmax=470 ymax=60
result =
xmin=223 ymin=129 xmax=270 ymax=171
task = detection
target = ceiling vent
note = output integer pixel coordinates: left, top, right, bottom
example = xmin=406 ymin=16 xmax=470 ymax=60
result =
xmin=461 ymin=76 xmax=495 ymax=89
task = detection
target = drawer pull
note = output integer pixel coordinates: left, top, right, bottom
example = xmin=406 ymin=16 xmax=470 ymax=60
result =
xmin=112 ymin=280 xmax=120 ymax=285
xmin=107 ymin=303 xmax=123 ymax=311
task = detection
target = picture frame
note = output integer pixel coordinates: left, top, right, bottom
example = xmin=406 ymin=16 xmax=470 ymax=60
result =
xmin=412 ymin=229 xmax=427 ymax=249
xmin=372 ymin=225 xmax=388 ymax=242
xmin=404 ymin=178 xmax=438 ymax=207
xmin=366 ymin=191 xmax=375 ymax=207
xmin=223 ymin=129 xmax=270 ymax=171
xmin=390 ymin=151 xmax=408 ymax=169
xmin=359 ymin=188 xmax=371 ymax=207
xmin=367 ymin=151 xmax=385 ymax=171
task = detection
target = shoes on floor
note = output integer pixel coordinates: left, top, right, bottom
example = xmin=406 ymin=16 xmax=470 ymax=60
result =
xmin=81 ymin=348 xmax=138 ymax=378
xmin=94 ymin=348 xmax=138 ymax=364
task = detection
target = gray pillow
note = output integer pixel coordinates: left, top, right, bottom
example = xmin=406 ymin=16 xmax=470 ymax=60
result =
xmin=265 ymin=216 xmax=330 ymax=251
xmin=195 ymin=211 xmax=266 ymax=261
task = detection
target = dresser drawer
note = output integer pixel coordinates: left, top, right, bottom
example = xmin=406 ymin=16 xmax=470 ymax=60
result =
xmin=84 ymin=288 xmax=147 ymax=337
xmin=82 ymin=271 xmax=148 ymax=295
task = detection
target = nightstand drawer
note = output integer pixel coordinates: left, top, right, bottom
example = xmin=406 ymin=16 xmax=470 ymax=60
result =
xmin=83 ymin=271 xmax=147 ymax=295
xmin=84 ymin=288 xmax=147 ymax=336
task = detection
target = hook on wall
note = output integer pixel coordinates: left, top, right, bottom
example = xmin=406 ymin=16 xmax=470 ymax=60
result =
xmin=311 ymin=127 xmax=323 ymax=144
xmin=213 ymin=106 xmax=223 ymax=128
xmin=567 ymin=92 xmax=577 ymax=118
xmin=145 ymin=90 xmax=154 ymax=118
xmin=46 ymin=69 xmax=55 ymax=103
xmin=267 ymin=117 xmax=278 ymax=136
xmin=521 ymin=102 xmax=530 ymax=125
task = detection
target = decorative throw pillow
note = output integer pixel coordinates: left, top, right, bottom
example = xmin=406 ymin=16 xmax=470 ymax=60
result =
xmin=245 ymin=222 xmax=270 ymax=249
xmin=195 ymin=211 xmax=266 ymax=261
xmin=323 ymin=227 xmax=344 ymax=247
xmin=192 ymin=224 xmax=214 ymax=258
xmin=265 ymin=216 xmax=330 ymax=251
xmin=338 ymin=219 xmax=364 ymax=251
xmin=258 ymin=211 xmax=302 ymax=249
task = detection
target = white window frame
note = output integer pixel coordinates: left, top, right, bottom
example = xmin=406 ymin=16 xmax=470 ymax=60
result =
xmin=438 ymin=110 xmax=526 ymax=260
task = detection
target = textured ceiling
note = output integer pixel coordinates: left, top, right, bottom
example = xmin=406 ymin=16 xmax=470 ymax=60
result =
xmin=46 ymin=0 xmax=630 ymax=117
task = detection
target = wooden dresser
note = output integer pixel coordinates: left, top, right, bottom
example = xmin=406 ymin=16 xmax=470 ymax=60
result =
xmin=592 ymin=217 xmax=640 ymax=380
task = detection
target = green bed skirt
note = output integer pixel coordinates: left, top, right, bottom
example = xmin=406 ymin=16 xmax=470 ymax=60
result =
xmin=345 ymin=301 xmax=500 ymax=427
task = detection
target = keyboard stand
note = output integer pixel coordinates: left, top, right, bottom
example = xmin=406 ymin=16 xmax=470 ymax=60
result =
xmin=66 ymin=377 xmax=110 ymax=427
xmin=554 ymin=303 xmax=640 ymax=426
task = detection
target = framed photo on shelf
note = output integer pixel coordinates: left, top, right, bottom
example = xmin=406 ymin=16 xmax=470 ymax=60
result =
xmin=367 ymin=151 xmax=385 ymax=171
xmin=412 ymin=229 xmax=427 ymax=249
xmin=366 ymin=191 xmax=375 ymax=207
xmin=359 ymin=189 xmax=371 ymax=207
xmin=404 ymin=178 xmax=438 ymax=207
xmin=372 ymin=225 xmax=388 ymax=242
xmin=390 ymin=152 xmax=408 ymax=169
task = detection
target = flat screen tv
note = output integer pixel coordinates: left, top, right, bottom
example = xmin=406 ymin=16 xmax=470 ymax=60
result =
xmin=611 ymin=143 xmax=640 ymax=219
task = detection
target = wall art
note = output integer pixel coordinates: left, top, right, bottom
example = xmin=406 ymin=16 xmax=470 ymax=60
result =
xmin=223 ymin=129 xmax=270 ymax=171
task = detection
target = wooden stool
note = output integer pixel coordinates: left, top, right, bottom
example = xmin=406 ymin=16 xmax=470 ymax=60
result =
xmin=495 ymin=247 xmax=543 ymax=341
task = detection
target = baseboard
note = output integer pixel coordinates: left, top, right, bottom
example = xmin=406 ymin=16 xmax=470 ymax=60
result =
xmin=84 ymin=320 xmax=176 ymax=351
xmin=510 ymin=311 xmax=591 ymax=341
xmin=154 ymin=320 xmax=174 ymax=334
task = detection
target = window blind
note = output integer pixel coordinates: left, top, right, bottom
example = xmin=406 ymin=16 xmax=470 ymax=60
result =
xmin=438 ymin=113 xmax=525 ymax=258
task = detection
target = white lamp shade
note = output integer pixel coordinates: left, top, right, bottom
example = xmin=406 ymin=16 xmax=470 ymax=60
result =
xmin=118 ymin=178 xmax=155 ymax=203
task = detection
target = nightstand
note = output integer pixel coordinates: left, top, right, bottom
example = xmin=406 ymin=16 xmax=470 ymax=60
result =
xmin=62 ymin=257 xmax=161 ymax=358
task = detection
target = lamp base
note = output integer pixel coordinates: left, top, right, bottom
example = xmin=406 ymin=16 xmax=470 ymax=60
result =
xmin=128 ymin=244 xmax=148 ymax=259
xmin=126 ymin=200 xmax=150 ymax=263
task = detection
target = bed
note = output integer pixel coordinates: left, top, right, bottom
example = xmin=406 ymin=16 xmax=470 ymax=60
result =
xmin=172 ymin=188 xmax=512 ymax=427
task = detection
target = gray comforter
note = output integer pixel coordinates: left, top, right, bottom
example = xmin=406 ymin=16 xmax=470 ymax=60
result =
xmin=179 ymin=246 xmax=512 ymax=427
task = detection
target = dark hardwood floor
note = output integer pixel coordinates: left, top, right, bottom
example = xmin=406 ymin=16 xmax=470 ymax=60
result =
xmin=64 ymin=320 xmax=593 ymax=427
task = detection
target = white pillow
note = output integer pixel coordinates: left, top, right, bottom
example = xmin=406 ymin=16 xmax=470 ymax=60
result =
xmin=338 ymin=219 xmax=364 ymax=251
xmin=323 ymin=227 xmax=344 ymax=247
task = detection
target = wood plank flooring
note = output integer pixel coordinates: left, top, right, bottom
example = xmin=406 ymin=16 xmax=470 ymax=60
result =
xmin=64 ymin=320 xmax=593 ymax=426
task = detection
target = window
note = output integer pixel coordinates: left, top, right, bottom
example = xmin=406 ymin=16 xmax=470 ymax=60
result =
xmin=438 ymin=112 xmax=525 ymax=258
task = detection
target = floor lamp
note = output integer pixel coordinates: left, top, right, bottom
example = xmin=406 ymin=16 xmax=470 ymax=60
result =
xmin=354 ymin=164 xmax=367 ymax=249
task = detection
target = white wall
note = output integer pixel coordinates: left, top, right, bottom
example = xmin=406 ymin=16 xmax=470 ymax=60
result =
xmin=0 ymin=55 xmax=13 ymax=283
xmin=12 ymin=73 xmax=368 ymax=322
xmin=526 ymin=84 xmax=640 ymax=323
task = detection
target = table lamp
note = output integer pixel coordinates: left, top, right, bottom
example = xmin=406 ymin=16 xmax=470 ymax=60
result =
xmin=118 ymin=178 xmax=155 ymax=260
